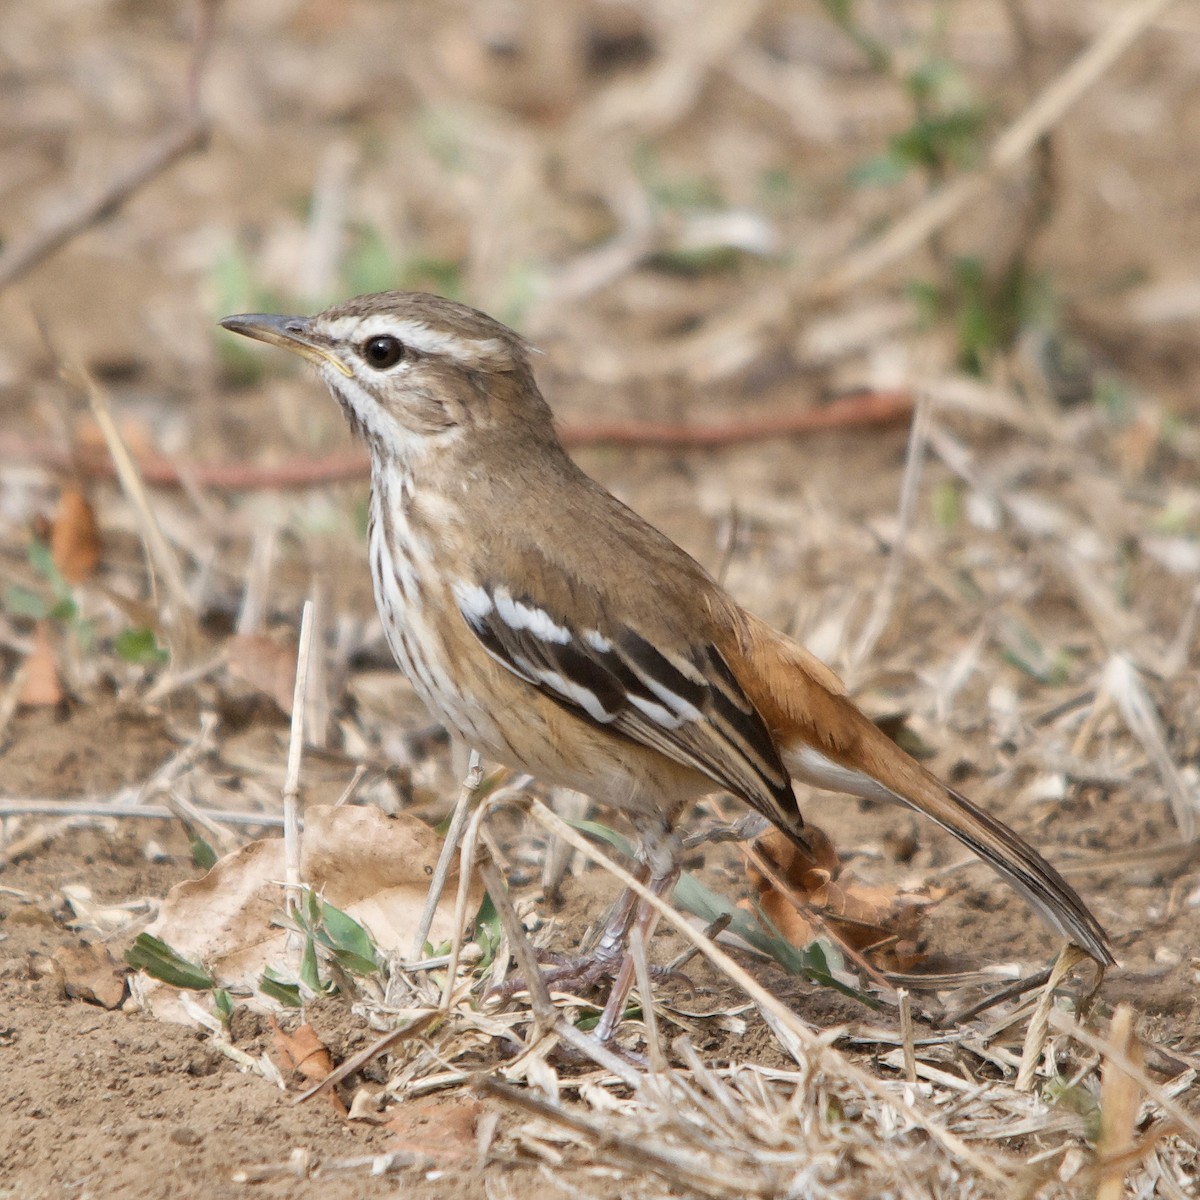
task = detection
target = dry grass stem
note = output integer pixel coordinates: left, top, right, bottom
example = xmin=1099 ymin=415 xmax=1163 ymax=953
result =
xmin=628 ymin=925 xmax=666 ymax=1073
xmin=0 ymin=0 xmax=216 ymax=290
xmin=1015 ymin=944 xmax=1091 ymax=1093
xmin=1096 ymin=1003 xmax=1144 ymax=1200
xmin=1101 ymin=655 xmax=1197 ymax=841
xmin=281 ymin=599 xmax=315 ymax=916
xmin=850 ymin=391 xmax=932 ymax=675
xmin=79 ymin=370 xmax=199 ymax=656
xmin=897 ymin=988 xmax=916 ymax=1084
xmin=410 ymin=751 xmax=482 ymax=961
xmin=1049 ymin=1010 xmax=1200 ymax=1147
xmin=476 ymin=826 xmax=556 ymax=1033
xmin=0 ymin=799 xmax=283 ymax=827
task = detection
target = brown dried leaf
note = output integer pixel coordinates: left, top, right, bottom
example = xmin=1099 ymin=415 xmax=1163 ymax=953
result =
xmin=386 ymin=1096 xmax=484 ymax=1164
xmin=752 ymin=826 xmax=841 ymax=891
xmin=748 ymin=827 xmax=942 ymax=971
xmin=135 ymin=805 xmax=481 ymax=1024
xmin=19 ymin=620 xmax=63 ymax=708
xmin=225 ymin=633 xmax=298 ymax=714
xmin=271 ymin=1019 xmax=335 ymax=1083
xmin=53 ymin=942 xmax=127 ymax=1009
xmin=50 ymin=488 xmax=101 ymax=584
xmin=269 ymin=1017 xmax=347 ymax=1114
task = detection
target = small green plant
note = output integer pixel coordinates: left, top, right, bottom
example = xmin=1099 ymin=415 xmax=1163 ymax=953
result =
xmin=114 ymin=627 xmax=169 ymax=667
xmin=7 ymin=539 xmax=86 ymax=625
xmin=834 ymin=2 xmax=1066 ymax=374
xmin=471 ymin=892 xmax=504 ymax=973
xmin=126 ymin=933 xmax=215 ymax=991
xmin=6 ymin=538 xmax=171 ymax=671
xmin=6 ymin=538 xmax=96 ymax=655
xmin=851 ymin=57 xmax=986 ymax=189
xmin=127 ymin=891 xmax=384 ymax=1018
xmin=1043 ymin=1075 xmax=1103 ymax=1142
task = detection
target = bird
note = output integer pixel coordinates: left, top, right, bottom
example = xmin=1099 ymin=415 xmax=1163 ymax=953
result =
xmin=221 ymin=291 xmax=1113 ymax=1038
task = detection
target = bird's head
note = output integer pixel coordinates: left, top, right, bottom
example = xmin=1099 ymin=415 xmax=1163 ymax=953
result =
xmin=220 ymin=291 xmax=550 ymax=460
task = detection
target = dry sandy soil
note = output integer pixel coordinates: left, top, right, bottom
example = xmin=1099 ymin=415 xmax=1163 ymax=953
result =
xmin=2 ymin=3 xmax=1200 ymax=1197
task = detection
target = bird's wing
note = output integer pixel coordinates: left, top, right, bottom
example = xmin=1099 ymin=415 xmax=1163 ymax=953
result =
xmin=451 ymin=578 xmax=801 ymax=831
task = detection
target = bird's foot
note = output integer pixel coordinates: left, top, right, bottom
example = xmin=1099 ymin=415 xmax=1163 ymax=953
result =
xmin=487 ymin=947 xmax=690 ymax=1004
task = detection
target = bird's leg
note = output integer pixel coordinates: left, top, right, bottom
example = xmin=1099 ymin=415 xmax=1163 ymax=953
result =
xmin=487 ymin=864 xmax=652 ymax=1001
xmin=590 ymin=862 xmax=650 ymax=966
xmin=592 ymin=858 xmax=680 ymax=1044
xmin=490 ymin=826 xmax=688 ymax=1018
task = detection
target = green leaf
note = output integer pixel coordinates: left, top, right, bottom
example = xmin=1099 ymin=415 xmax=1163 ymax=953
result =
xmin=5 ymin=586 xmax=47 ymax=620
xmin=318 ymin=900 xmax=378 ymax=965
xmin=299 ymin=933 xmax=323 ymax=994
xmin=28 ymin=538 xmax=61 ymax=587
xmin=213 ymin=988 xmax=234 ymax=1025
xmin=848 ymin=152 xmax=910 ymax=189
xmin=125 ymin=934 xmax=214 ymax=990
xmin=190 ymin=835 xmax=218 ymax=871
xmin=471 ymin=892 xmax=502 ymax=971
xmin=673 ymin=872 xmax=871 ymax=1006
xmin=115 ymin=627 xmax=170 ymax=666
xmin=259 ymin=969 xmax=304 ymax=1007
xmin=931 ymin=481 xmax=961 ymax=530
xmin=46 ymin=596 xmax=78 ymax=623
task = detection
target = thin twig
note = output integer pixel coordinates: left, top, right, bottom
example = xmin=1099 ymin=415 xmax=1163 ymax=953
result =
xmin=411 ymin=752 xmax=482 ymax=960
xmin=475 ymin=1076 xmax=762 ymax=1198
xmin=476 ymin=827 xmax=557 ymax=1035
xmin=0 ymin=392 xmax=913 ymax=491
xmin=630 ymin=925 xmax=667 ymax=1073
xmin=849 ymin=390 xmax=932 ymax=674
xmin=332 ymin=764 xmax=368 ymax=809
xmin=617 ymin=0 xmax=1177 ymax=386
xmin=812 ymin=0 xmax=1178 ymax=299
xmin=898 ymin=988 xmax=916 ymax=1084
xmin=294 ymin=1010 xmax=442 ymax=1103
xmin=282 ymin=600 xmax=315 ymax=916
xmin=1050 ymin=1009 xmax=1200 ymax=1147
xmin=78 ymin=369 xmax=199 ymax=656
xmin=0 ymin=799 xmax=283 ymax=827
xmin=0 ymin=124 xmax=208 ymax=293
xmin=443 ymin=788 xmax=531 ymax=1013
xmin=1016 ymin=944 xmax=1089 ymax=1092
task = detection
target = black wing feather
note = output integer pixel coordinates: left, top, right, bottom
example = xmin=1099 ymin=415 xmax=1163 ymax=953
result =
xmin=456 ymin=584 xmax=800 ymax=828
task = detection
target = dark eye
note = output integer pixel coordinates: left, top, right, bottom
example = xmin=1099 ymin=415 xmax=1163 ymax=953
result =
xmin=361 ymin=335 xmax=405 ymax=369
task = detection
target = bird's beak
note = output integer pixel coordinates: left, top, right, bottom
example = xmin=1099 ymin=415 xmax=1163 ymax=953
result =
xmin=218 ymin=313 xmax=353 ymax=377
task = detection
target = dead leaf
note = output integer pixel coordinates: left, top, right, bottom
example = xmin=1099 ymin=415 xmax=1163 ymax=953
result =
xmin=53 ymin=942 xmax=127 ymax=1009
xmin=50 ymin=488 xmax=101 ymax=584
xmin=225 ymin=633 xmax=298 ymax=714
xmin=270 ymin=1018 xmax=347 ymax=1114
xmin=134 ymin=805 xmax=481 ymax=1024
xmin=387 ymin=1096 xmax=484 ymax=1164
xmin=19 ymin=620 xmax=63 ymax=708
xmin=271 ymin=1019 xmax=335 ymax=1082
xmin=748 ymin=828 xmax=943 ymax=971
